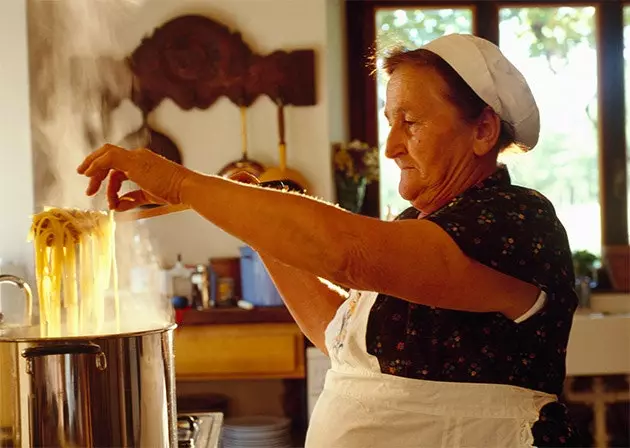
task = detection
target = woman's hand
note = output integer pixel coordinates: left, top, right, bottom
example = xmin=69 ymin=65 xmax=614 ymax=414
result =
xmin=77 ymin=144 xmax=191 ymax=211
xmin=77 ymin=143 xmax=261 ymax=211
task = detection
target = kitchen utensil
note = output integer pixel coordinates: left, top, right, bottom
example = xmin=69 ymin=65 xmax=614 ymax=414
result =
xmin=177 ymin=413 xmax=223 ymax=448
xmin=218 ymin=106 xmax=265 ymax=178
xmin=119 ymin=113 xmax=183 ymax=165
xmin=239 ymin=246 xmax=283 ymax=307
xmin=116 ymin=203 xmax=191 ymax=221
xmin=0 ymin=276 xmax=178 ymax=447
xmin=258 ymin=100 xmax=309 ymax=192
xmin=114 ymin=182 xmax=301 ymax=221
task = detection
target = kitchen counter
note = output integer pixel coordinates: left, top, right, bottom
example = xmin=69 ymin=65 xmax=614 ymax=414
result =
xmin=566 ymin=292 xmax=630 ymax=376
xmin=567 ymin=311 xmax=630 ymax=376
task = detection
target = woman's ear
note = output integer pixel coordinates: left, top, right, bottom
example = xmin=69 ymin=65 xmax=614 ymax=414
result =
xmin=472 ymin=108 xmax=501 ymax=157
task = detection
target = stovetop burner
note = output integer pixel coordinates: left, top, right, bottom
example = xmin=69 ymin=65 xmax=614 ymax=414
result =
xmin=177 ymin=413 xmax=223 ymax=448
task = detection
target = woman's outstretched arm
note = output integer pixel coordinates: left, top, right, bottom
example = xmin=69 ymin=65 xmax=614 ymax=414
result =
xmin=259 ymin=254 xmax=347 ymax=354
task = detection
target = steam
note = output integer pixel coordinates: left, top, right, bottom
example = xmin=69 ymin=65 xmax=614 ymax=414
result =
xmin=28 ymin=0 xmax=172 ymax=334
xmin=29 ymin=0 xmax=138 ymax=210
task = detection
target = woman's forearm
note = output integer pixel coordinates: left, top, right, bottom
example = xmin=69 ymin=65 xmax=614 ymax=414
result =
xmin=259 ymin=254 xmax=347 ymax=354
xmin=180 ymin=172 xmax=368 ymax=286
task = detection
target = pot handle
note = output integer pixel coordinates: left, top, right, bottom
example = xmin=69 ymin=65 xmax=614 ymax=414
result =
xmin=22 ymin=342 xmax=107 ymax=373
xmin=0 ymin=274 xmax=33 ymax=325
xmin=22 ymin=342 xmax=101 ymax=358
xmin=177 ymin=416 xmax=199 ymax=432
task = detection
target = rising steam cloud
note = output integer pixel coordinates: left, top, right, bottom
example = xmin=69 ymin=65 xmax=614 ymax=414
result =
xmin=28 ymin=0 xmax=172 ymax=332
xmin=29 ymin=0 xmax=140 ymax=210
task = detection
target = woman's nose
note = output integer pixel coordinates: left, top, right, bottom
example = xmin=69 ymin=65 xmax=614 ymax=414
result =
xmin=384 ymin=127 xmax=405 ymax=159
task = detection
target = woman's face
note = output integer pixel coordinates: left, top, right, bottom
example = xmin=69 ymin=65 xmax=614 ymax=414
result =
xmin=384 ymin=63 xmax=497 ymax=212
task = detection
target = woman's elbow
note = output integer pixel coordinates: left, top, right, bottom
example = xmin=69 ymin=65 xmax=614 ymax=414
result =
xmin=327 ymin=236 xmax=372 ymax=290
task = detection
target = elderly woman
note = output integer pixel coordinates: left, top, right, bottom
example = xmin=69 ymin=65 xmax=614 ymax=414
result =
xmin=78 ymin=34 xmax=579 ymax=447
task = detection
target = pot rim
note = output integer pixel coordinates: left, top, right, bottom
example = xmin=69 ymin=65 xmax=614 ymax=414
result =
xmin=0 ymin=322 xmax=177 ymax=342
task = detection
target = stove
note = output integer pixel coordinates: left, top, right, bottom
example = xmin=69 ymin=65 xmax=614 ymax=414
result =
xmin=177 ymin=413 xmax=223 ymax=448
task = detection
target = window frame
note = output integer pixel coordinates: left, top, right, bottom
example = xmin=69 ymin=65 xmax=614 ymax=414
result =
xmin=345 ymin=0 xmax=629 ymax=248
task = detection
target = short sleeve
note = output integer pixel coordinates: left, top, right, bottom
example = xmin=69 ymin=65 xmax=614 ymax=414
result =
xmin=424 ymin=188 xmax=573 ymax=290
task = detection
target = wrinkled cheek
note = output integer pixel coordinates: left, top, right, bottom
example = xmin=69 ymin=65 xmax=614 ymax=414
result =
xmin=398 ymin=170 xmax=421 ymax=199
xmin=413 ymin=164 xmax=429 ymax=180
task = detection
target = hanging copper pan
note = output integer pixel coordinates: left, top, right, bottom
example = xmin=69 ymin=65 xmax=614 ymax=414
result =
xmin=218 ymin=106 xmax=265 ymax=178
xmin=258 ymin=100 xmax=309 ymax=193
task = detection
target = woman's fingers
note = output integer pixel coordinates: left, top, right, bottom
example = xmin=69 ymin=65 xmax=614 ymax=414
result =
xmin=79 ymin=144 xmax=192 ymax=206
xmin=116 ymin=190 xmax=155 ymax=211
xmin=78 ymin=144 xmax=125 ymax=174
xmin=108 ymin=171 xmax=162 ymax=211
xmin=79 ymin=144 xmax=135 ymax=196
xmin=85 ymin=175 xmax=106 ymax=197
xmin=77 ymin=144 xmax=110 ymax=174
xmin=107 ymin=170 xmax=128 ymax=209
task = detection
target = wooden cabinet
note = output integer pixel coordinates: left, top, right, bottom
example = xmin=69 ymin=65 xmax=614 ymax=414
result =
xmin=174 ymin=309 xmax=305 ymax=381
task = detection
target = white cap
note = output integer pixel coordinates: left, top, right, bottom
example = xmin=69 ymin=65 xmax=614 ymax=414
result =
xmin=421 ymin=33 xmax=540 ymax=150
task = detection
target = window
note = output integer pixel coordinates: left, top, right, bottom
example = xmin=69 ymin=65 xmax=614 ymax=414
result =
xmin=498 ymin=6 xmax=600 ymax=254
xmin=375 ymin=7 xmax=474 ymax=218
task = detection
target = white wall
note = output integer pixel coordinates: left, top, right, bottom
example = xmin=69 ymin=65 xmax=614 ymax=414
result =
xmin=0 ymin=0 xmax=35 ymax=314
xmin=0 ymin=0 xmax=34 ymax=264
xmin=108 ymin=0 xmax=347 ymax=266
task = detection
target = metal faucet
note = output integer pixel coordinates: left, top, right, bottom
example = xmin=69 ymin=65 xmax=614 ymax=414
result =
xmin=0 ymin=274 xmax=33 ymax=324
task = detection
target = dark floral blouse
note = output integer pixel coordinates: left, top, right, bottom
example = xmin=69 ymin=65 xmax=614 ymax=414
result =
xmin=365 ymin=165 xmax=580 ymax=446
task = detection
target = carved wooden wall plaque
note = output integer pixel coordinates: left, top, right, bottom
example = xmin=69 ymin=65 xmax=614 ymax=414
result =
xmin=128 ymin=14 xmax=317 ymax=113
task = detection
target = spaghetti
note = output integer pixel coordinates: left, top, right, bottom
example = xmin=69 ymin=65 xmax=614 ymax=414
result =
xmin=28 ymin=208 xmax=119 ymax=337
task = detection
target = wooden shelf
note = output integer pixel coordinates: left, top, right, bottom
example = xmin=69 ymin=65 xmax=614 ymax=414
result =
xmin=177 ymin=306 xmax=295 ymax=326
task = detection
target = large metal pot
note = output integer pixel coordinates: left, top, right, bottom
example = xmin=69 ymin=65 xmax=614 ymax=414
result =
xmin=0 ymin=274 xmax=177 ymax=448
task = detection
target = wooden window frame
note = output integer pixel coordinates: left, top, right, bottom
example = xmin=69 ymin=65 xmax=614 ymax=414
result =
xmin=345 ymin=0 xmax=629 ymax=247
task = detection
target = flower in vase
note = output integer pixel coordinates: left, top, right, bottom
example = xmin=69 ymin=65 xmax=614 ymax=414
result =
xmin=332 ymin=140 xmax=379 ymax=184
xmin=332 ymin=140 xmax=379 ymax=213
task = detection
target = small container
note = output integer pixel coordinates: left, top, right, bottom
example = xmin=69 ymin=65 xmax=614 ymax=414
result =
xmin=209 ymin=257 xmax=240 ymax=307
xmin=170 ymin=254 xmax=193 ymax=299
xmin=171 ymin=296 xmax=189 ymax=309
xmin=191 ymin=264 xmax=212 ymax=309
xmin=239 ymin=247 xmax=283 ymax=307
xmin=209 ymin=258 xmax=241 ymax=297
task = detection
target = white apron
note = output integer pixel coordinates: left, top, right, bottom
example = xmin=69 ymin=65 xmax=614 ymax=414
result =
xmin=305 ymin=290 xmax=558 ymax=448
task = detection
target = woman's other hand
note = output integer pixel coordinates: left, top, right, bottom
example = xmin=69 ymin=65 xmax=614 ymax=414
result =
xmin=77 ymin=144 xmax=191 ymax=211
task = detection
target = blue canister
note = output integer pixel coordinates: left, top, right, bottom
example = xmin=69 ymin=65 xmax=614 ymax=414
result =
xmin=239 ymin=246 xmax=284 ymax=307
